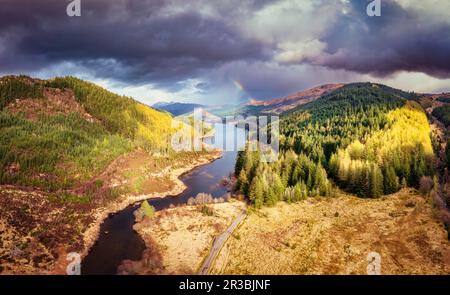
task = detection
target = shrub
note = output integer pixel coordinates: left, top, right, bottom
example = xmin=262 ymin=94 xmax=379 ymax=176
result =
xmin=141 ymin=200 xmax=155 ymax=218
xmin=200 ymin=205 xmax=214 ymax=216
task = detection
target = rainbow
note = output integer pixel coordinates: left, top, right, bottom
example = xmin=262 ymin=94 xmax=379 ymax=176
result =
xmin=232 ymin=80 xmax=245 ymax=92
xmin=232 ymin=79 xmax=256 ymax=102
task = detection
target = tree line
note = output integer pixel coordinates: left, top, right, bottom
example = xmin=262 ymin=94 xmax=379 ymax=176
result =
xmin=0 ymin=76 xmax=43 ymax=109
xmin=432 ymin=105 xmax=450 ymax=127
xmin=45 ymin=77 xmax=175 ymax=152
xmin=235 ymin=149 xmax=332 ymax=208
xmin=235 ymin=83 xmax=434 ymax=206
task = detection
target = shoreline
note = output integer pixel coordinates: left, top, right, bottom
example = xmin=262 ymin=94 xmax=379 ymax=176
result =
xmin=124 ymin=200 xmax=246 ymax=274
xmin=79 ymin=150 xmax=223 ymax=262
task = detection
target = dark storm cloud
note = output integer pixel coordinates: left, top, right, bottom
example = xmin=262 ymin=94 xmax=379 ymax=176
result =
xmin=318 ymin=0 xmax=450 ymax=78
xmin=0 ymin=0 xmax=449 ymax=100
xmin=0 ymin=0 xmax=270 ymax=87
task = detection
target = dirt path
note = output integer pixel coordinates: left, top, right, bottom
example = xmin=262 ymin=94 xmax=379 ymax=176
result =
xmin=198 ymin=210 xmax=247 ymax=275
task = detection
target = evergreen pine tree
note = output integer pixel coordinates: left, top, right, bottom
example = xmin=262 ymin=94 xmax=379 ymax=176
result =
xmin=249 ymin=176 xmax=264 ymax=208
xmin=370 ymin=163 xmax=383 ymax=197
xmin=384 ymin=166 xmax=399 ymax=194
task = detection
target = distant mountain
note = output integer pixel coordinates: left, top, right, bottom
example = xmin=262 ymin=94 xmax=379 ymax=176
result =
xmin=152 ymin=101 xmax=173 ymax=108
xmin=152 ymin=101 xmax=205 ymax=116
xmin=223 ymin=82 xmax=421 ymax=116
xmin=215 ymin=84 xmax=344 ymax=116
xmin=152 ymin=82 xmax=425 ymax=118
xmin=246 ymin=84 xmax=344 ymax=114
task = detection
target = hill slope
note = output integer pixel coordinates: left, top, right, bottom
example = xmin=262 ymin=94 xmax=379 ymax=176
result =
xmin=0 ymin=76 xmax=222 ymax=275
xmin=0 ymin=75 xmax=174 ymax=190
xmin=216 ymin=190 xmax=450 ymax=274
xmin=246 ymin=83 xmax=344 ymax=114
xmin=236 ymin=83 xmax=434 ymax=204
xmin=220 ymin=82 xmax=418 ymax=116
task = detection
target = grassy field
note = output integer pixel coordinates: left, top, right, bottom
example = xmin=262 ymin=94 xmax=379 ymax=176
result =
xmin=123 ymin=200 xmax=245 ymax=275
xmin=212 ymin=189 xmax=449 ymax=274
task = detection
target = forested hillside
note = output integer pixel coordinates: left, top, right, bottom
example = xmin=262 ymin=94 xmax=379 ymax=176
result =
xmin=46 ymin=77 xmax=173 ymax=150
xmin=432 ymin=105 xmax=450 ymax=127
xmin=0 ymin=76 xmax=174 ymax=190
xmin=235 ymin=150 xmax=332 ymax=208
xmin=236 ymin=83 xmax=434 ymax=205
xmin=280 ymin=83 xmax=415 ymax=164
xmin=329 ymin=102 xmax=433 ymax=197
xmin=0 ymin=76 xmax=44 ymax=108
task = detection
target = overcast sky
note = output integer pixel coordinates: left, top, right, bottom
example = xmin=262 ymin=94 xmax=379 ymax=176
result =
xmin=1 ymin=0 xmax=450 ymax=105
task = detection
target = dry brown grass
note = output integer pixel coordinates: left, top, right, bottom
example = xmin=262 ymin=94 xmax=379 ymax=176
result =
xmin=214 ymin=189 xmax=450 ymax=275
xmin=133 ymin=200 xmax=246 ymax=274
xmin=0 ymin=150 xmax=221 ymax=274
xmin=0 ymin=188 xmax=92 ymax=274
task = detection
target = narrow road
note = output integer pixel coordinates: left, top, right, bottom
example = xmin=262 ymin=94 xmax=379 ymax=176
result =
xmin=198 ymin=209 xmax=247 ymax=275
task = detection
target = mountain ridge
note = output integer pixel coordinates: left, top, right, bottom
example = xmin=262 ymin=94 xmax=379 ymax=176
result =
xmin=215 ymin=82 xmax=422 ymax=117
xmin=152 ymin=101 xmax=206 ymax=116
xmin=246 ymin=83 xmax=345 ymax=114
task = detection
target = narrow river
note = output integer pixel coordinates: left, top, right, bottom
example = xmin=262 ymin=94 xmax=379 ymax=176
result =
xmin=81 ymin=123 xmax=245 ymax=274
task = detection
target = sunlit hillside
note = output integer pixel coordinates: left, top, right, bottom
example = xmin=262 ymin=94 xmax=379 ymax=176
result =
xmin=0 ymin=76 xmax=175 ymax=190
xmin=236 ymin=83 xmax=435 ymax=204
